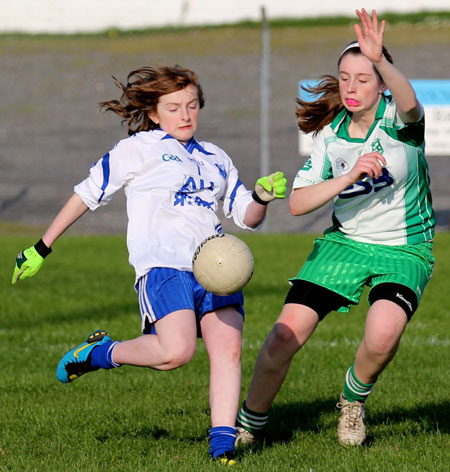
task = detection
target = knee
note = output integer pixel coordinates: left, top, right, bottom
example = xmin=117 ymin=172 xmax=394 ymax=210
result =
xmin=365 ymin=330 xmax=400 ymax=357
xmin=161 ymin=343 xmax=196 ymax=369
xmin=266 ymin=322 xmax=299 ymax=357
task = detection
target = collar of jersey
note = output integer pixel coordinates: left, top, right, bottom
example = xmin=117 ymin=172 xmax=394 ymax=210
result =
xmin=331 ymin=95 xmax=387 ymax=142
xmin=160 ymin=132 xmax=215 ymax=155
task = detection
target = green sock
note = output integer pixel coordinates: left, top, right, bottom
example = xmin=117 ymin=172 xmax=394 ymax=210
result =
xmin=236 ymin=401 xmax=269 ymax=434
xmin=343 ymin=364 xmax=375 ymax=402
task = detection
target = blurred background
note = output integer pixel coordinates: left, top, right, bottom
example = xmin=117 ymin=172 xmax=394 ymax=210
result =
xmin=1 ymin=1 xmax=449 ymax=235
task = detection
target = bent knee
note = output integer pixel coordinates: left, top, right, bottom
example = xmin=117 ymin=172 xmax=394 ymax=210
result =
xmin=365 ymin=332 xmax=400 ymax=357
xmin=266 ymin=322 xmax=299 ymax=356
xmin=161 ymin=344 xmax=196 ymax=369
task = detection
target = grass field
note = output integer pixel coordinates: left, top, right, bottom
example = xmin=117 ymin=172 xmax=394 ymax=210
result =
xmin=1 ymin=231 xmax=449 ymax=471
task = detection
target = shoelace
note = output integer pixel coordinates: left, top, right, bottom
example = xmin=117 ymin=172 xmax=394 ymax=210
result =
xmin=338 ymin=402 xmax=363 ymax=429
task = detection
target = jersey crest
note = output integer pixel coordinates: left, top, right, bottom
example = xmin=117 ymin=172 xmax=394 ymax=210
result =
xmin=371 ymin=138 xmax=384 ymax=154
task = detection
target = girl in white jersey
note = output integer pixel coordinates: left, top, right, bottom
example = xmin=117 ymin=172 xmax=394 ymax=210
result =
xmin=236 ymin=9 xmax=435 ymax=447
xmin=11 ymin=64 xmax=287 ymax=463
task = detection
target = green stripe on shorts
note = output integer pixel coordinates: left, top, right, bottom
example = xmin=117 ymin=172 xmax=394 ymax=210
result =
xmin=290 ymin=230 xmax=434 ymax=312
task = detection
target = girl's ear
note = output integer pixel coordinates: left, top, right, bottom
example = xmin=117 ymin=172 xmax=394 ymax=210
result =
xmin=147 ymin=111 xmax=159 ymax=124
xmin=380 ymin=83 xmax=388 ymax=94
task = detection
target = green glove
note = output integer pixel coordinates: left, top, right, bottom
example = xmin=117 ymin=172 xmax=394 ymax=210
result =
xmin=253 ymin=171 xmax=287 ymax=204
xmin=12 ymin=239 xmax=52 ymax=284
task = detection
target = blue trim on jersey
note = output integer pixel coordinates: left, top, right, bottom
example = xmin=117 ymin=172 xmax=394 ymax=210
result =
xmin=98 ymin=153 xmax=111 ymax=203
xmin=161 ymin=133 xmax=215 ymax=156
xmin=229 ymin=179 xmax=243 ymax=212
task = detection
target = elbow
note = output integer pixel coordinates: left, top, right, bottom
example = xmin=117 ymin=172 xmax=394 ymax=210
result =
xmin=289 ymin=199 xmax=307 ymax=216
xmin=289 ymin=204 xmax=300 ymax=216
xmin=401 ymin=100 xmax=422 ymax=123
xmin=245 ymin=220 xmax=260 ymax=229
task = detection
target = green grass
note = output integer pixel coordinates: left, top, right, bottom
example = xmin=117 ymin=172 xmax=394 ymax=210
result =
xmin=1 ymin=232 xmax=449 ymax=471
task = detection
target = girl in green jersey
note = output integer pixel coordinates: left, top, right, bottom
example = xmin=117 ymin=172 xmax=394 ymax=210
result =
xmin=236 ymin=8 xmax=435 ymax=447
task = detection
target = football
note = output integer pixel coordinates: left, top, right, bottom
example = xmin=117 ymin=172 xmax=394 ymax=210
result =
xmin=192 ymin=233 xmax=254 ymax=295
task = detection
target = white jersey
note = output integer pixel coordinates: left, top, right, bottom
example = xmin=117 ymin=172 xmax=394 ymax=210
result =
xmin=75 ymin=129 xmax=257 ymax=281
xmin=293 ymin=96 xmax=435 ymax=246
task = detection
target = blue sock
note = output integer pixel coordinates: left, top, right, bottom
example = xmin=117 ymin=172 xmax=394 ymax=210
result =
xmin=90 ymin=341 xmax=121 ymax=370
xmin=209 ymin=426 xmax=236 ymax=458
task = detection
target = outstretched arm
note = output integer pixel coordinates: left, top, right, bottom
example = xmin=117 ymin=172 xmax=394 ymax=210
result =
xmin=42 ymin=193 xmax=89 ymax=247
xmin=355 ymin=8 xmax=421 ymax=123
xmin=12 ymin=193 xmax=88 ymax=284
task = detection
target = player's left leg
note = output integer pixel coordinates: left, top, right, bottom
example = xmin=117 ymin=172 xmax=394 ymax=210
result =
xmin=200 ymin=306 xmax=243 ymax=464
xmin=353 ymin=298 xmax=409 ymax=384
xmin=337 ymin=240 xmax=434 ymax=446
xmin=337 ymin=292 xmax=411 ymax=446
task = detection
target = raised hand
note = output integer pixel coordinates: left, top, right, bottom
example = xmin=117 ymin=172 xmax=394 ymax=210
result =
xmin=354 ymin=9 xmax=385 ymax=63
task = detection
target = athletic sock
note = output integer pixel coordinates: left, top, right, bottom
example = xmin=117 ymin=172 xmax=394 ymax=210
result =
xmin=90 ymin=341 xmax=121 ymax=370
xmin=209 ymin=426 xmax=236 ymax=458
xmin=343 ymin=364 xmax=375 ymax=403
xmin=236 ymin=400 xmax=269 ymax=434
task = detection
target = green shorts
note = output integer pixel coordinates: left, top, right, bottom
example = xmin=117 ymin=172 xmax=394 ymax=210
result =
xmin=290 ymin=230 xmax=435 ymax=313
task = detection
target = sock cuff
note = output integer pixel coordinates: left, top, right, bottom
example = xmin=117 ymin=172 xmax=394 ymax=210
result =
xmin=242 ymin=400 xmax=269 ymax=418
xmin=209 ymin=426 xmax=236 ymax=437
xmin=237 ymin=401 xmax=269 ymax=432
xmin=348 ymin=364 xmax=375 ymax=388
xmin=343 ymin=364 xmax=376 ymax=402
xmin=107 ymin=341 xmax=121 ymax=367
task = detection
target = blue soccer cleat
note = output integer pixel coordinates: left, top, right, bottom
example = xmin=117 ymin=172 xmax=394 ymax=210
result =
xmin=56 ymin=330 xmax=111 ymax=383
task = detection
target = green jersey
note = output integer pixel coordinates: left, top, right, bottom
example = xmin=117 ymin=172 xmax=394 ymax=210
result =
xmin=293 ymin=96 xmax=435 ymax=245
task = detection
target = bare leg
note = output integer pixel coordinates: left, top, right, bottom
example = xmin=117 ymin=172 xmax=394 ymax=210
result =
xmin=111 ymin=309 xmax=198 ymax=370
xmin=353 ymin=300 xmax=408 ymax=384
xmin=245 ymin=304 xmax=319 ymax=412
xmin=201 ymin=307 xmax=244 ymax=427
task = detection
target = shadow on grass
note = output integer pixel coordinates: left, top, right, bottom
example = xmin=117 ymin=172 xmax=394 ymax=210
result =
xmin=96 ymin=425 xmax=208 ymax=445
xmin=96 ymin=426 xmax=170 ymax=443
xmin=238 ymin=397 xmax=450 ymax=454
xmin=4 ymin=300 xmax=138 ymax=330
xmin=370 ymin=401 xmax=450 ymax=434
xmin=263 ymin=398 xmax=337 ymax=444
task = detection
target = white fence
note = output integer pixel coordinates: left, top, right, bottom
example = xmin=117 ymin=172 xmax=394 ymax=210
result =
xmin=1 ymin=0 xmax=449 ymax=34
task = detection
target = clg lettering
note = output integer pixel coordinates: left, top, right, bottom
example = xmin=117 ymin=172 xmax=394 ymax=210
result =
xmin=162 ymin=153 xmax=182 ymax=162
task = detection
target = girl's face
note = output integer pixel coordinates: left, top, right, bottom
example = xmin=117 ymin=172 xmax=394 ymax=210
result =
xmin=338 ymin=53 xmax=386 ymax=115
xmin=148 ymin=84 xmax=200 ymax=143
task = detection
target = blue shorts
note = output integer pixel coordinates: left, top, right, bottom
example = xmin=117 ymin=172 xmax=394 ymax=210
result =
xmin=135 ymin=267 xmax=245 ymax=336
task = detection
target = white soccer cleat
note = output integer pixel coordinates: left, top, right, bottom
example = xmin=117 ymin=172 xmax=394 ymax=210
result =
xmin=336 ymin=392 xmax=366 ymax=446
xmin=234 ymin=427 xmax=256 ymax=446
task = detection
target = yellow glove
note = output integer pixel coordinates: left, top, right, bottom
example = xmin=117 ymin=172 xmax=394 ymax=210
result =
xmin=253 ymin=171 xmax=287 ymax=204
xmin=12 ymin=239 xmax=52 ymax=284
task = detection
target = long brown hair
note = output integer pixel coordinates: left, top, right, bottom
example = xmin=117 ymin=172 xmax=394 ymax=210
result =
xmin=100 ymin=65 xmax=205 ymax=136
xmin=296 ymin=42 xmax=393 ymax=135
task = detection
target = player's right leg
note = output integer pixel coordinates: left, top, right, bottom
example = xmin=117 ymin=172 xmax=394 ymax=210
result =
xmin=236 ymin=279 xmax=353 ymax=445
xmin=111 ymin=308 xmax=198 ymax=369
xmin=56 ymin=309 xmax=198 ymax=383
xmin=236 ymin=302 xmax=319 ymax=444
xmin=56 ymin=268 xmax=199 ymax=382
